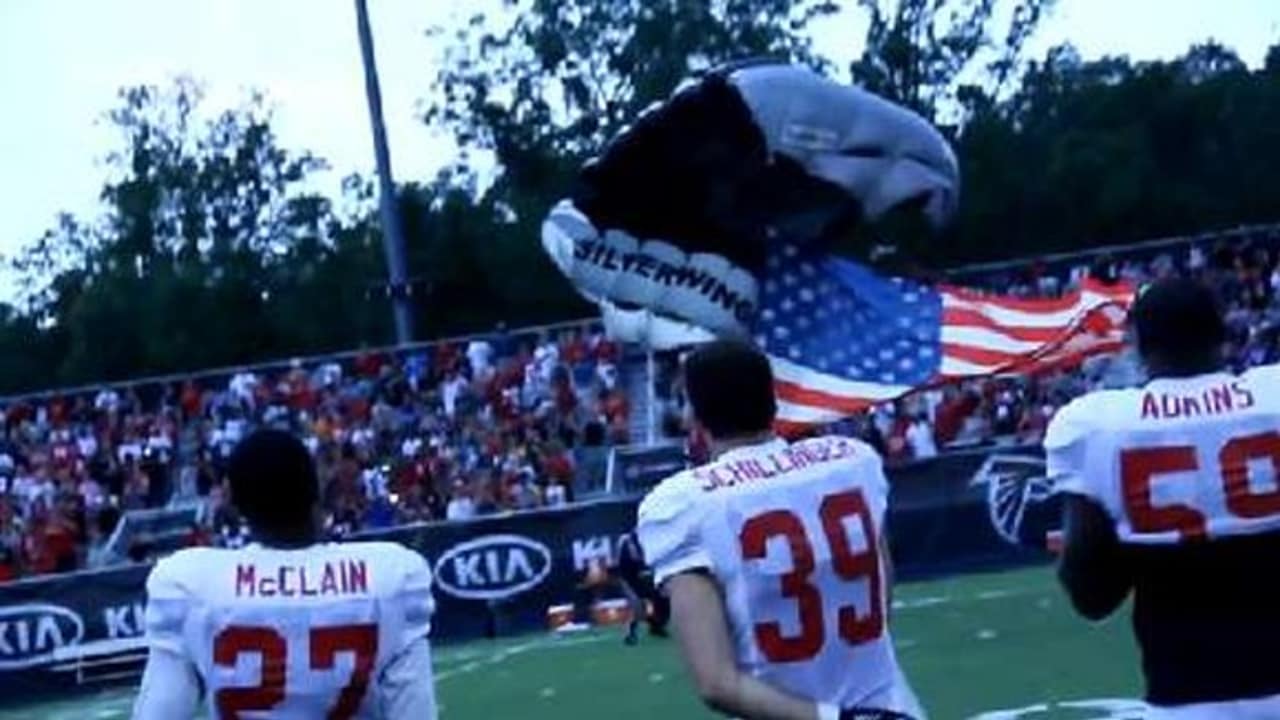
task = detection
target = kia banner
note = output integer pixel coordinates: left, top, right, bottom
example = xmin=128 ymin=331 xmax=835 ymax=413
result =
xmin=0 ymin=499 xmax=640 ymax=701
xmin=373 ymin=499 xmax=639 ymax=641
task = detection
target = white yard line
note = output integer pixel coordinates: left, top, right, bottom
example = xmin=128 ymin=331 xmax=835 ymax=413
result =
xmin=434 ymin=633 xmax=617 ymax=683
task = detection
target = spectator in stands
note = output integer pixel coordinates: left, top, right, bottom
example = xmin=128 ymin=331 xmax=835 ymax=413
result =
xmin=446 ymin=480 xmax=476 ymax=521
xmin=466 ymin=336 xmax=495 ymax=380
xmin=906 ymin=414 xmax=938 ymax=460
xmin=0 ymin=499 xmax=19 ymax=581
xmin=0 ymin=546 xmax=15 ymax=583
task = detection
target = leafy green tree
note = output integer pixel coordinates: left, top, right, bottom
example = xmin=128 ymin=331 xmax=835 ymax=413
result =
xmin=948 ymin=41 xmax=1280 ymax=266
xmin=848 ymin=0 xmax=1055 ymax=121
xmin=5 ymin=80 xmax=347 ymax=387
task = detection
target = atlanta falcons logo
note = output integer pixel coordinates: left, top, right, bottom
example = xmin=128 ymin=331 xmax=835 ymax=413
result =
xmin=969 ymin=453 xmax=1056 ymax=547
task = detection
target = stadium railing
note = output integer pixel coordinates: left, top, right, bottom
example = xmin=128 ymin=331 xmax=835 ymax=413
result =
xmin=0 ymin=317 xmax=602 ymax=405
xmin=103 ymin=504 xmax=203 ymax=563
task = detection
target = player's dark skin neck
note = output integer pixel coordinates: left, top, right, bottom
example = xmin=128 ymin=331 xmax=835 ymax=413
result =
xmin=254 ymin=520 xmax=321 ymax=549
xmin=1142 ymin=348 xmax=1223 ymax=380
xmin=708 ymin=428 xmax=776 ymax=460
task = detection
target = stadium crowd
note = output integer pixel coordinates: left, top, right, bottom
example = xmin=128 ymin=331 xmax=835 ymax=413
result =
xmin=1 ymin=228 xmax=1278 ymax=583
xmin=0 ymin=324 xmax=627 ymax=582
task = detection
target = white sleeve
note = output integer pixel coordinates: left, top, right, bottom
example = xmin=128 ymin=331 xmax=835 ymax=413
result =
xmin=395 ymin=548 xmax=435 ymax=651
xmin=636 ymin=479 xmax=711 ymax=587
xmin=1043 ymin=399 xmax=1095 ymax=500
xmin=375 ymin=635 xmax=437 ymax=720
xmin=131 ymin=645 xmax=202 ymax=720
xmin=142 ymin=556 xmax=191 ymax=656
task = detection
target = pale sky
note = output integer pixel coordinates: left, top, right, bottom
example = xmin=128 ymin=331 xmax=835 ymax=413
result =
xmin=0 ymin=0 xmax=1277 ymax=290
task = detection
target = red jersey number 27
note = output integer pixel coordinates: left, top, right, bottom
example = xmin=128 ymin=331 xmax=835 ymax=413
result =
xmin=738 ymin=488 xmax=884 ymax=663
xmin=213 ymin=623 xmax=377 ymax=720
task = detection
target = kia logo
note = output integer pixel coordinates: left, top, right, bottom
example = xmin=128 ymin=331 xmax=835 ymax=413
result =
xmin=0 ymin=603 xmax=85 ymax=669
xmin=433 ymin=534 xmax=553 ymax=600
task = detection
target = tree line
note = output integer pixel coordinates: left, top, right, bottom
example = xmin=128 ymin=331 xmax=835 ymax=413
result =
xmin=2 ymin=0 xmax=1278 ymax=394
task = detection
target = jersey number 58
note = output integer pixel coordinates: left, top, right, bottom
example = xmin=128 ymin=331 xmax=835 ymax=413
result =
xmin=738 ymin=488 xmax=884 ymax=663
xmin=1122 ymin=430 xmax=1280 ymax=541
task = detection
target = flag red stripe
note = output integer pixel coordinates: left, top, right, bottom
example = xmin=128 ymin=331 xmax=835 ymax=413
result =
xmin=1002 ymin=339 xmax=1126 ymax=376
xmin=940 ymin=308 xmax=1068 ymax=342
xmin=940 ymin=343 xmax=1027 ymax=368
xmin=941 ymin=279 xmax=1132 ymax=313
xmin=774 ymin=418 xmax=824 ymax=437
xmin=775 ymin=380 xmax=878 ymax=413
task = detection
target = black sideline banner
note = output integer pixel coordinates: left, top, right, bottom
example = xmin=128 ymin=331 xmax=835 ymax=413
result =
xmin=0 ymin=444 xmax=1052 ymax=702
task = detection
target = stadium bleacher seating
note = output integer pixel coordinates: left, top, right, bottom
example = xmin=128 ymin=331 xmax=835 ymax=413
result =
xmin=0 ymin=321 xmax=628 ymax=580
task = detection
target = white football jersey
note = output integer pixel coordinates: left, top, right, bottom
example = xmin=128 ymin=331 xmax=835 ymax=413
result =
xmin=1046 ymin=363 xmax=1280 ymax=544
xmin=1046 ymin=363 xmax=1280 ymax=715
xmin=144 ymin=541 xmax=434 ymax=719
xmin=637 ymin=435 xmax=922 ymax=716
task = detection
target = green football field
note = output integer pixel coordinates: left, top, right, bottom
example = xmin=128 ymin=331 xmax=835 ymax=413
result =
xmin=0 ymin=564 xmax=1149 ymax=720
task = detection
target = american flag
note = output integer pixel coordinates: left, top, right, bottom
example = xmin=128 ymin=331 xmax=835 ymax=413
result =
xmin=757 ymin=247 xmax=1134 ymax=435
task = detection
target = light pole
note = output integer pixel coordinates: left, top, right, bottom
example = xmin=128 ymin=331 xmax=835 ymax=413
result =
xmin=355 ymin=0 xmax=415 ymax=344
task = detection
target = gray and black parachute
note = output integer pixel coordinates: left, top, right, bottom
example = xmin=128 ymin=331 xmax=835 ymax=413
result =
xmin=542 ymin=62 xmax=960 ymax=347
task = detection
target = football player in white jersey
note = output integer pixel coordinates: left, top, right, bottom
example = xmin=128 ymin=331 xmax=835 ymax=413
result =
xmin=1048 ymin=278 xmax=1280 ymax=719
xmin=132 ymin=429 xmax=437 ymax=719
xmin=637 ymin=341 xmax=924 ymax=720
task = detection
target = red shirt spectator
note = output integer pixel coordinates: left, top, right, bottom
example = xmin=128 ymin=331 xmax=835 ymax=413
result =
xmin=561 ymin=332 xmax=588 ymax=365
xmin=594 ymin=337 xmax=621 ymax=364
xmin=542 ymin=447 xmax=575 ymax=485
xmin=180 ymin=381 xmax=202 ymax=418
xmin=186 ymin=524 xmax=213 ymax=548
xmin=554 ymin=377 xmax=578 ymax=415
xmin=23 ymin=521 xmax=55 ymax=576
xmin=434 ymin=343 xmax=461 ymax=376
xmin=602 ymin=390 xmax=629 ymax=425
xmin=354 ymin=351 xmax=386 ymax=378
xmin=886 ymin=415 xmax=912 ymax=463
xmin=48 ymin=397 xmax=68 ymax=426
xmin=933 ymin=391 xmax=978 ymax=446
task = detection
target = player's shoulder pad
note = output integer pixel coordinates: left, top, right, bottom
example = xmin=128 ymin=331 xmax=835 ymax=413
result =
xmin=348 ymin=541 xmax=435 ymax=644
xmin=1243 ymin=361 xmax=1280 ymax=395
xmin=636 ymin=469 xmax=712 ymax=583
xmin=144 ymin=548 xmax=221 ymax=654
xmin=345 ymin=541 xmax=431 ymax=588
xmin=146 ymin=547 xmax=219 ymax=600
xmin=637 ymin=468 xmax=704 ymax=526
xmin=1043 ymin=391 xmax=1113 ymax=452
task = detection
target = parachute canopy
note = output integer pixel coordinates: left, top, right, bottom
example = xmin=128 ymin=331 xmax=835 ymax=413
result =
xmin=542 ymin=62 xmax=960 ymax=347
